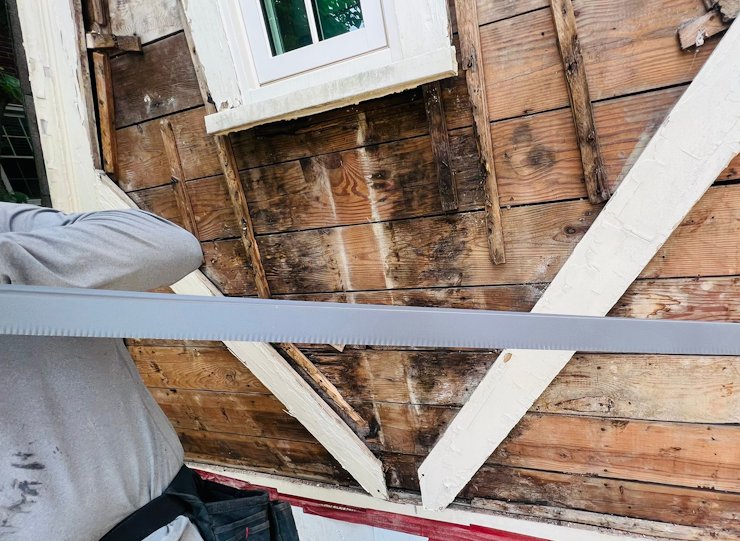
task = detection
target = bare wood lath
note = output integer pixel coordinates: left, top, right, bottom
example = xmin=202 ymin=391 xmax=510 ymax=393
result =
xmin=550 ymin=0 xmax=610 ymax=203
xmin=453 ymin=0 xmax=506 ymax=264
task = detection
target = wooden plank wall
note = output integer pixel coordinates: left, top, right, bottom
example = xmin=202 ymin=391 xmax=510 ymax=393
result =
xmin=105 ymin=0 xmax=739 ymax=538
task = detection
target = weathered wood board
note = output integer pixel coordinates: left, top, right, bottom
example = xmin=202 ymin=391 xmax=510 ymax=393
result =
xmin=110 ymin=32 xmax=201 ymax=128
xmin=187 ymin=185 xmax=739 ymax=295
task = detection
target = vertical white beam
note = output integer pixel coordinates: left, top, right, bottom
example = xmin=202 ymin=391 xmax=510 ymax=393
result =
xmin=418 ymin=19 xmax=740 ymax=511
xmin=16 ymin=0 xmax=100 ymax=213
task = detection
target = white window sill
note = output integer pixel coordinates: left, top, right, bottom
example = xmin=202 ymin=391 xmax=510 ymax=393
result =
xmin=204 ymin=46 xmax=457 ymax=135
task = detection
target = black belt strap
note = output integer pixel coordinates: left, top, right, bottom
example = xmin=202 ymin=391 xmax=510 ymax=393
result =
xmin=100 ymin=466 xmax=196 ymax=541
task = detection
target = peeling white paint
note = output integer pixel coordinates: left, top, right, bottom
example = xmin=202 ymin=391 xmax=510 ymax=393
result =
xmin=419 ymin=20 xmax=740 ymax=511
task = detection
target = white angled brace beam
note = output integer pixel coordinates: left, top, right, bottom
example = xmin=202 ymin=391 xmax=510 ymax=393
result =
xmin=419 ymin=19 xmax=740 ymax=511
xmin=17 ymin=0 xmax=388 ymax=500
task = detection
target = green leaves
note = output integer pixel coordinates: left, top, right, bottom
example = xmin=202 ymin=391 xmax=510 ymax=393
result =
xmin=0 ymin=68 xmax=22 ymax=104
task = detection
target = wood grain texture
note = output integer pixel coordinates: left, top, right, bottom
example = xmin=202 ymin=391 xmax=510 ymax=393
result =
xmin=383 ymin=457 xmax=740 ymax=535
xmin=110 ymin=32 xmax=202 ymax=128
xmin=309 ymin=350 xmax=739 ymax=423
xmin=249 ymin=185 xmax=738 ymax=295
xmin=549 ymin=0 xmax=609 ymax=203
xmin=161 ymin=386 xmax=740 ymax=493
xmin=151 ymin=388 xmax=315 ymax=443
xmin=454 ymin=0 xmax=505 ymax=263
xmin=180 ymin=428 xmax=355 ymax=485
xmin=229 ymin=89 xmax=429 ymax=170
xmin=678 ymin=11 xmax=731 ymax=49
xmin=481 ymin=0 xmax=715 ymax=121
xmin=131 ymin=345 xmax=270 ymax=394
xmin=108 ymin=0 xmax=182 ymax=45
xmin=160 ymin=118 xmax=199 ymax=236
xmin=116 ymin=106 xmax=220 ymax=191
xmin=127 ymin=87 xmax=739 ymax=227
xmin=92 ymin=52 xmax=118 ymax=176
xmin=422 ymin=82 xmax=458 ymax=211
xmin=200 ymin=240 xmax=258 ymax=296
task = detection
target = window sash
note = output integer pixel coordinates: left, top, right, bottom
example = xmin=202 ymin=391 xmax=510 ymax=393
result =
xmin=240 ymin=0 xmax=387 ymax=83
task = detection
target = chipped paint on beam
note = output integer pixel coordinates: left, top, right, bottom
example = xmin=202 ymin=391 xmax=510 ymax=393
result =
xmin=418 ymin=19 xmax=740 ymax=511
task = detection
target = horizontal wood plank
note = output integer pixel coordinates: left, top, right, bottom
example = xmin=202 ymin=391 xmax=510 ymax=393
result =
xmin=482 ymin=0 xmax=716 ymax=121
xmin=151 ymin=387 xmax=314 ymax=442
xmin=131 ymin=345 xmax=270 ymax=394
xmin=164 ymin=387 xmax=740 ymax=492
xmin=229 ymin=89 xmax=429 ymax=170
xmin=309 ymin=350 xmax=739 ymax=423
xmin=372 ymin=405 xmax=740 ymax=492
xmin=110 ymin=32 xmax=202 ymax=128
xmin=384 ymin=455 xmax=740 ymax=533
xmin=116 ymin=106 xmax=221 ymax=191
xmin=179 ymin=428 xmax=355 ymax=485
xmin=247 ymin=185 xmax=738 ymax=295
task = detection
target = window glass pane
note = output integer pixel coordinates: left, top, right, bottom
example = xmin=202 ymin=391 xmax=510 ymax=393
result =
xmin=312 ymin=0 xmax=364 ymax=40
xmin=260 ymin=0 xmax=313 ymax=56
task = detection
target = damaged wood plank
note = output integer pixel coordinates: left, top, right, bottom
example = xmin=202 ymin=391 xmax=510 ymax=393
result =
xmin=678 ymin=11 xmax=731 ymax=49
xmin=248 ymin=185 xmax=740 ymax=295
xmin=86 ymin=32 xmax=141 ymax=52
xmin=309 ymin=350 xmax=740 ymax=423
xmin=160 ymin=118 xmax=199 ymax=237
xmin=422 ymin=82 xmax=458 ymax=211
xmin=454 ymin=0 xmax=506 ymax=264
xmin=110 ymin=32 xmax=202 ymax=128
xmin=384 ymin=456 xmax=740 ymax=535
xmin=180 ymin=428 xmax=355 ymax=485
xmin=279 ymin=343 xmax=369 ymax=434
xmin=92 ymin=51 xmax=118 ymax=176
xmin=549 ymin=0 xmax=610 ymax=203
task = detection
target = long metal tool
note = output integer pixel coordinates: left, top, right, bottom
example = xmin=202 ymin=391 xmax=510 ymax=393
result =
xmin=1 ymin=284 xmax=738 ymax=354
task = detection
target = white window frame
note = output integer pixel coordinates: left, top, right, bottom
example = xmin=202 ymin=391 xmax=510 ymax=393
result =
xmin=239 ymin=0 xmax=388 ymax=83
xmin=180 ymin=0 xmax=457 ymax=134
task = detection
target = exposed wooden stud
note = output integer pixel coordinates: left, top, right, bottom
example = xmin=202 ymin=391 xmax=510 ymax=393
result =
xmin=279 ymin=342 xmax=370 ymax=434
xmin=89 ymin=0 xmax=108 ymax=29
xmin=160 ymin=119 xmax=199 ymax=237
xmin=419 ymin=20 xmax=740 ymax=511
xmin=453 ymin=0 xmax=506 ymax=264
xmin=86 ymin=31 xmax=142 ymax=52
xmin=550 ymin=0 xmax=610 ymax=204
xmin=422 ymin=81 xmax=458 ymax=211
xmin=91 ymin=51 xmax=117 ymax=177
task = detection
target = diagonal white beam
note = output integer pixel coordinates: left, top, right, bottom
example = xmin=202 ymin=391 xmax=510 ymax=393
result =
xmin=17 ymin=0 xmax=387 ymax=500
xmin=419 ymin=19 xmax=740 ymax=510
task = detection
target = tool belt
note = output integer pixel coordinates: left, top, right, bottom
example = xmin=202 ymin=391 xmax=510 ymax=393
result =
xmin=100 ymin=465 xmax=299 ymax=541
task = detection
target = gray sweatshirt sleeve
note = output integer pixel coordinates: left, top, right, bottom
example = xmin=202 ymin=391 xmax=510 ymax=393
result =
xmin=0 ymin=202 xmax=203 ymax=290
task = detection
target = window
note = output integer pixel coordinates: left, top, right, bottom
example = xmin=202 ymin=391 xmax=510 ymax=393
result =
xmin=184 ymin=0 xmax=456 ymax=133
xmin=244 ymin=0 xmax=387 ymax=83
xmin=1 ymin=104 xmax=42 ymax=202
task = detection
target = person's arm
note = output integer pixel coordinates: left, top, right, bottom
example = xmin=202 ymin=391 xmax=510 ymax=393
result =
xmin=0 ymin=202 xmax=203 ymax=291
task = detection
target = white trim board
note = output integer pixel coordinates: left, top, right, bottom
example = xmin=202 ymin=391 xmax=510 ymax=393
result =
xmin=15 ymin=0 xmax=100 ymax=212
xmin=418 ymin=19 xmax=740 ymax=511
xmin=188 ymin=462 xmax=647 ymax=541
xmin=17 ymin=0 xmax=388 ymax=501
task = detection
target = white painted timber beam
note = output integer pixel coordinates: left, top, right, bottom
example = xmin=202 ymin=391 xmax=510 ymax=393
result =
xmin=418 ymin=19 xmax=740 ymax=510
xmin=18 ymin=0 xmax=387 ymax=500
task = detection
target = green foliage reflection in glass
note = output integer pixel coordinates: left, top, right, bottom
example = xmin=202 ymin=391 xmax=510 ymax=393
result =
xmin=259 ymin=0 xmax=364 ymax=56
